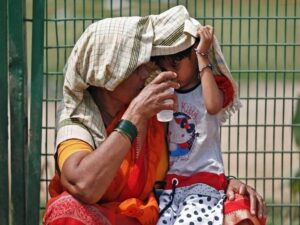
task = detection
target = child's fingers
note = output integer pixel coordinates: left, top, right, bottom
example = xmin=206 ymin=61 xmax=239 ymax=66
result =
xmin=205 ymin=25 xmax=214 ymax=35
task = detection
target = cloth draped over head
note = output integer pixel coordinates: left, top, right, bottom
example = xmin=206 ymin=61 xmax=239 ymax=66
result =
xmin=57 ymin=5 xmax=241 ymax=149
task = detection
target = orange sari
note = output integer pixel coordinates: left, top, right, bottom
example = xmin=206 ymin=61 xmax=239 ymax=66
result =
xmin=43 ymin=114 xmax=167 ymax=225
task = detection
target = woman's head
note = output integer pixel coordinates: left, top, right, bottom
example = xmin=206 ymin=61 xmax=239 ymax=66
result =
xmin=89 ymin=64 xmax=151 ymax=107
xmin=58 ymin=6 xmax=201 ymax=146
xmin=109 ymin=65 xmax=150 ymax=104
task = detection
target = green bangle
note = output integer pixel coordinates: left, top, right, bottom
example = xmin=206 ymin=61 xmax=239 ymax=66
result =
xmin=113 ymin=119 xmax=137 ymax=143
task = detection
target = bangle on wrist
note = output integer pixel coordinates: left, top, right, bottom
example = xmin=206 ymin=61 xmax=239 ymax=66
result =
xmin=113 ymin=119 xmax=138 ymax=143
xmin=194 ymin=48 xmax=209 ymax=58
xmin=199 ymin=63 xmax=213 ymax=76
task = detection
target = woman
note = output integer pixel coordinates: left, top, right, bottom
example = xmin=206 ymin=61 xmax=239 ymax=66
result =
xmin=43 ymin=6 xmax=266 ymax=225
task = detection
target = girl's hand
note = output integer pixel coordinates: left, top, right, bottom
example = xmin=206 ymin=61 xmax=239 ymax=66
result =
xmin=195 ymin=25 xmax=214 ymax=54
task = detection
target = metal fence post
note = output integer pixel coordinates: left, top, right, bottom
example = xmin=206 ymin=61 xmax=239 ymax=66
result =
xmin=26 ymin=0 xmax=45 ymax=224
xmin=9 ymin=0 xmax=27 ymax=223
xmin=0 ymin=0 xmax=9 ymax=223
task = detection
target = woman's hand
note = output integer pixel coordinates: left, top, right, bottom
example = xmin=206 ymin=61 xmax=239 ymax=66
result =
xmin=123 ymin=71 xmax=180 ymax=124
xmin=226 ymin=178 xmax=267 ymax=219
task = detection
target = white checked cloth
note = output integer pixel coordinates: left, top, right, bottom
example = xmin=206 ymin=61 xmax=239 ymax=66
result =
xmin=56 ymin=5 xmax=241 ymax=149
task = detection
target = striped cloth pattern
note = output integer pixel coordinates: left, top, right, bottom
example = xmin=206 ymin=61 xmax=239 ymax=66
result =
xmin=56 ymin=5 xmax=241 ymax=149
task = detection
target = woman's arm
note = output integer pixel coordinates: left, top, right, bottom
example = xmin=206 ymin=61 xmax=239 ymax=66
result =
xmin=59 ymin=71 xmax=179 ymax=204
xmin=60 ymin=131 xmax=134 ymax=204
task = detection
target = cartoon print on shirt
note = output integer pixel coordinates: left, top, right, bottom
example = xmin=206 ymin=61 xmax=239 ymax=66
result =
xmin=168 ymin=112 xmax=196 ymax=157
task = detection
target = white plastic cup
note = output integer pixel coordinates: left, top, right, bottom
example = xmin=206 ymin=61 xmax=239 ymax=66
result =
xmin=156 ymin=88 xmax=174 ymax=122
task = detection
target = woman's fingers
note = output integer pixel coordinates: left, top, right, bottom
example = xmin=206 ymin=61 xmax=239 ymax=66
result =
xmin=226 ymin=188 xmax=235 ymax=201
xmin=243 ymin=184 xmax=267 ymax=219
xmin=247 ymin=187 xmax=257 ymax=215
xmin=151 ymin=71 xmax=178 ymax=85
xmin=238 ymin=183 xmax=247 ymax=195
xmin=226 ymin=179 xmax=239 ymax=201
xmin=257 ymin=193 xmax=267 ymax=219
xmin=226 ymin=179 xmax=267 ymax=219
xmin=253 ymin=193 xmax=266 ymax=219
xmin=129 ymin=73 xmax=179 ymax=118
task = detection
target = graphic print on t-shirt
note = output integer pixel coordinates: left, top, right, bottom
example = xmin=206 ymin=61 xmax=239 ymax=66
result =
xmin=168 ymin=111 xmax=196 ymax=157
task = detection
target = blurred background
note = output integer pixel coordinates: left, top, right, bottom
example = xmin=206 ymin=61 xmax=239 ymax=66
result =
xmin=1 ymin=0 xmax=300 ymax=224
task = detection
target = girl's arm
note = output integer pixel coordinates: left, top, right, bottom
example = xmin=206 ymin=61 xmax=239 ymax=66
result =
xmin=195 ymin=25 xmax=224 ymax=114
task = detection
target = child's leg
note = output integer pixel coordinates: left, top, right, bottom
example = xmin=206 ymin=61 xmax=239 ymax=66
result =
xmin=174 ymin=193 xmax=224 ymax=225
xmin=157 ymin=190 xmax=180 ymax=225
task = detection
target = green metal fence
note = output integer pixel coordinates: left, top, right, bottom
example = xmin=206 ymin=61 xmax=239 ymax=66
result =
xmin=1 ymin=0 xmax=299 ymax=224
xmin=0 ymin=0 xmax=9 ymax=224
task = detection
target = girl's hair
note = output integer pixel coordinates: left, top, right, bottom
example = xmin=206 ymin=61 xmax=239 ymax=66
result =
xmin=151 ymin=42 xmax=196 ymax=68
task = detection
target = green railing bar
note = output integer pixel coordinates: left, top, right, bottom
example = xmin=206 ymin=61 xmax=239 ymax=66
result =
xmin=139 ymin=0 xmax=141 ymax=15
xmin=109 ymin=0 xmax=112 ymax=17
xmin=292 ymin=1 xmax=298 ymax=223
xmin=236 ymin=0 xmax=241 ymax=180
xmin=0 ymin=0 xmax=9 ymax=224
xmin=41 ymin=67 xmax=300 ymax=74
xmin=43 ymin=43 xmax=300 ymax=49
xmin=221 ymin=150 xmax=300 ymax=154
xmin=264 ymin=0 xmax=270 ymax=210
xmin=273 ymin=0 xmax=279 ymax=222
xmin=9 ymin=0 xmax=27 ymax=223
xmin=83 ymin=0 xmax=86 ymax=28
xmin=92 ymin=0 xmax=95 ymax=22
xmin=101 ymin=0 xmax=104 ymax=19
xmin=220 ymin=43 xmax=300 ymax=46
xmin=230 ymin=69 xmax=300 ymax=73
xmin=283 ymin=1 xmax=287 ymax=223
xmin=73 ymin=0 xmax=77 ymax=43
xmin=42 ymin=0 xmax=49 ymax=209
xmin=27 ymin=0 xmax=45 ymax=224
xmin=63 ymin=0 xmax=67 ymax=63
xmin=42 ymin=16 xmax=299 ymax=22
xmin=245 ymin=0 xmax=251 ymax=185
xmin=267 ymin=203 xmax=300 ymax=207
xmin=254 ymin=0 xmax=261 ymax=190
xmin=193 ymin=16 xmax=299 ymax=20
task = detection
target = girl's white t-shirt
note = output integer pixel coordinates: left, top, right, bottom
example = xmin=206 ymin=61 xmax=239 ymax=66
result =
xmin=167 ymin=84 xmax=224 ymax=176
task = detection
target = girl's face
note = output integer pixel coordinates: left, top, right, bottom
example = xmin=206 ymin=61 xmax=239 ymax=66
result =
xmin=159 ymin=52 xmax=199 ymax=90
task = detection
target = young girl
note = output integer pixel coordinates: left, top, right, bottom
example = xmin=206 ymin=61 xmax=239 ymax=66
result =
xmin=153 ymin=25 xmax=266 ymax=225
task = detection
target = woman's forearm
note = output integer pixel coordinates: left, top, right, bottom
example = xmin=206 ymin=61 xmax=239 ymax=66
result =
xmin=60 ymin=130 xmax=133 ymax=204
